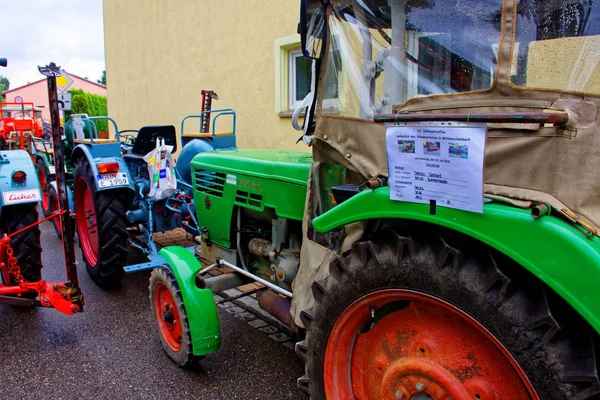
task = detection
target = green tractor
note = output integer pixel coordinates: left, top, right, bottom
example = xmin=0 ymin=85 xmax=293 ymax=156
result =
xmin=148 ymin=1 xmax=600 ymax=398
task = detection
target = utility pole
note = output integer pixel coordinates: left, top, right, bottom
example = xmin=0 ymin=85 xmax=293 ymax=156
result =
xmin=38 ymin=62 xmax=80 ymax=291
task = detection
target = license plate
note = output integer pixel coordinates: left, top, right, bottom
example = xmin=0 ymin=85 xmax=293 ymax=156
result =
xmin=97 ymin=172 xmax=129 ymax=188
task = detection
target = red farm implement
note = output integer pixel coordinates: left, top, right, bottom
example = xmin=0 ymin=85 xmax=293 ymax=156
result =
xmin=0 ymin=60 xmax=83 ymax=315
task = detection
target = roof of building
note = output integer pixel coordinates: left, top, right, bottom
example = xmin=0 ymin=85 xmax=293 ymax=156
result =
xmin=1 ymin=72 xmax=106 ymax=95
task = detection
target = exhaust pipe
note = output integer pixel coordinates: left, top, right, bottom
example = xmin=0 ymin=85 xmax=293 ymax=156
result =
xmin=258 ymin=290 xmax=296 ymax=331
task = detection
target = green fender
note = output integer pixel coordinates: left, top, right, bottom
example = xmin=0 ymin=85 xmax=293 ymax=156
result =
xmin=313 ymin=187 xmax=600 ymax=334
xmin=159 ymin=246 xmax=221 ymax=356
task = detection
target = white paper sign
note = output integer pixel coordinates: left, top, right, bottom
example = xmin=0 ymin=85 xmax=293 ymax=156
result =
xmin=386 ymin=123 xmax=486 ymax=213
xmin=73 ymin=115 xmax=85 ymax=141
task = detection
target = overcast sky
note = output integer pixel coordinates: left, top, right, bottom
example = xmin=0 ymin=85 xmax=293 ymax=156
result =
xmin=1 ymin=0 xmax=105 ymax=89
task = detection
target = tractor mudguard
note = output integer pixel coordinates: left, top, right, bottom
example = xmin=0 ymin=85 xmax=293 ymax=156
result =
xmin=48 ymin=181 xmax=75 ymax=211
xmin=71 ymin=144 xmax=135 ymax=194
xmin=0 ymin=150 xmax=41 ymax=214
xmin=159 ymin=246 xmax=221 ymax=356
xmin=35 ymin=152 xmax=52 ymax=169
xmin=312 ymin=186 xmax=600 ymax=334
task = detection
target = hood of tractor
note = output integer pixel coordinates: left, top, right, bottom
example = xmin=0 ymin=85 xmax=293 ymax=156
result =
xmin=191 ymin=149 xmax=312 ymax=186
xmin=190 ymin=149 xmax=312 ymax=249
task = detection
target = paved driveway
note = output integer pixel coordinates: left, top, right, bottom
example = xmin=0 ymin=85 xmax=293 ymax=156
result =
xmin=0 ymin=219 xmax=307 ymax=399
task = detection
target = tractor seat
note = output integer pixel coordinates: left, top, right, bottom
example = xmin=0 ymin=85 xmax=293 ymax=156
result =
xmin=181 ymin=132 xmax=233 ymax=138
xmin=131 ymin=125 xmax=177 ymax=156
xmin=74 ymin=138 xmax=118 ymax=145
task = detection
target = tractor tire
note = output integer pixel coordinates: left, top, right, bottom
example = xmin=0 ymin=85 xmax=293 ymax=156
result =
xmin=36 ymin=157 xmax=53 ymax=217
xmin=42 ymin=121 xmax=51 ymax=140
xmin=74 ymin=158 xmax=128 ymax=287
xmin=149 ymin=266 xmax=199 ymax=367
xmin=0 ymin=204 xmax=42 ymax=285
xmin=296 ymin=226 xmax=600 ymax=400
xmin=47 ymin=183 xmax=75 ymax=240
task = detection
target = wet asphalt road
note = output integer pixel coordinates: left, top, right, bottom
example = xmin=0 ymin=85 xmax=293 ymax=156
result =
xmin=0 ymin=217 xmax=307 ymax=399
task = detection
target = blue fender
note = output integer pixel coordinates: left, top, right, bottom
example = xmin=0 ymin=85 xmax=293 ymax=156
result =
xmin=159 ymin=246 xmax=221 ymax=356
xmin=175 ymin=138 xmax=215 ymax=186
xmin=0 ymin=150 xmax=41 ymax=216
xmin=71 ymin=144 xmax=135 ymax=194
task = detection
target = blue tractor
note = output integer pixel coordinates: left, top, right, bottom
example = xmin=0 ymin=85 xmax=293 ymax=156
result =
xmin=68 ymin=91 xmax=236 ymax=286
xmin=0 ymin=57 xmax=43 ymax=288
xmin=0 ymin=60 xmax=83 ymax=314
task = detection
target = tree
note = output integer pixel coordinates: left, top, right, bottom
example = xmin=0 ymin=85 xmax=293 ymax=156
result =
xmin=0 ymin=75 xmax=9 ymax=101
xmin=64 ymin=89 xmax=108 ymax=132
xmin=97 ymin=70 xmax=106 ymax=85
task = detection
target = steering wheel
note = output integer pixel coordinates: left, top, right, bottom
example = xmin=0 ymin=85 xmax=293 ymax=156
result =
xmin=118 ymin=130 xmax=138 ymax=146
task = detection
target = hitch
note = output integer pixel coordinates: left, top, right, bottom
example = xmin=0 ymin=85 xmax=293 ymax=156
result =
xmin=0 ymin=234 xmax=83 ymax=315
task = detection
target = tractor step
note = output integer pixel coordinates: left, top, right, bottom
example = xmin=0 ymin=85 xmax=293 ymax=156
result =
xmin=123 ymin=245 xmax=197 ymax=273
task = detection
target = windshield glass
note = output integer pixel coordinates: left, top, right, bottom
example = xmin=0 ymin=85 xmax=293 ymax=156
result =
xmin=512 ymin=0 xmax=600 ymax=94
xmin=322 ymin=0 xmax=503 ymax=119
xmin=1 ymin=104 xmax=35 ymax=119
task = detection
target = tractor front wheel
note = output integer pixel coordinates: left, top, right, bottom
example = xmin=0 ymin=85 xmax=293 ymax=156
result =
xmin=36 ymin=158 xmax=53 ymax=216
xmin=74 ymin=158 xmax=128 ymax=287
xmin=0 ymin=204 xmax=42 ymax=285
xmin=297 ymin=227 xmax=600 ymax=400
xmin=47 ymin=183 xmax=75 ymax=240
xmin=149 ymin=266 xmax=198 ymax=367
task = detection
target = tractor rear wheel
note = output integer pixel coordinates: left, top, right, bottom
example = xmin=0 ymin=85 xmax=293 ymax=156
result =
xmin=149 ymin=266 xmax=198 ymax=367
xmin=74 ymin=158 xmax=128 ymax=287
xmin=0 ymin=204 xmax=42 ymax=285
xmin=42 ymin=121 xmax=51 ymax=141
xmin=296 ymin=227 xmax=600 ymax=400
xmin=36 ymin=158 xmax=53 ymax=216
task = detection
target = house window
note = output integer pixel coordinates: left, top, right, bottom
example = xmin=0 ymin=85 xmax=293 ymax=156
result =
xmin=289 ymin=50 xmax=311 ymax=109
xmin=275 ymin=34 xmax=339 ymax=117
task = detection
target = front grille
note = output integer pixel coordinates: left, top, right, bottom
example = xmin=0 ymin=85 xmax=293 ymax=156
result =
xmin=194 ymin=170 xmax=225 ymax=198
xmin=235 ymin=190 xmax=263 ymax=208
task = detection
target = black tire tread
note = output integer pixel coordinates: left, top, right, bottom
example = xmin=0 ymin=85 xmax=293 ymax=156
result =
xmin=298 ymin=225 xmax=600 ymax=400
xmin=47 ymin=184 xmax=75 ymax=240
xmin=0 ymin=204 xmax=42 ymax=284
xmin=36 ymin=157 xmax=53 ymax=217
xmin=74 ymin=158 xmax=128 ymax=287
xmin=149 ymin=266 xmax=199 ymax=368
xmin=42 ymin=121 xmax=51 ymax=140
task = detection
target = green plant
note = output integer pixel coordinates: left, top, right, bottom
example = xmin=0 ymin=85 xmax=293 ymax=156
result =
xmin=64 ymin=89 xmax=108 ymax=132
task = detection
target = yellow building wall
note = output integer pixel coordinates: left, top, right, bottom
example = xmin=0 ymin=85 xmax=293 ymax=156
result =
xmin=103 ymin=0 xmax=308 ymax=153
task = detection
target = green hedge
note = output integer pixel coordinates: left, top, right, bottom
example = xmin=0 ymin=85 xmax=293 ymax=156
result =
xmin=64 ymin=89 xmax=108 ymax=132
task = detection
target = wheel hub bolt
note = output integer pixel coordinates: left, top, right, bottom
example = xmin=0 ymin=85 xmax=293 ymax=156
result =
xmin=395 ymin=391 xmax=403 ymax=399
xmin=416 ymin=383 xmax=425 ymax=391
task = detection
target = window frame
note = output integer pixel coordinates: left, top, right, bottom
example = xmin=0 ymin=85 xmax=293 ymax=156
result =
xmin=274 ymin=34 xmax=339 ymax=117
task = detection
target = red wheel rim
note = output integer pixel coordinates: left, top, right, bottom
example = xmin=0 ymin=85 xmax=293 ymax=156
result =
xmin=37 ymin=168 xmax=48 ymax=211
xmin=50 ymin=189 xmax=62 ymax=233
xmin=323 ymin=289 xmax=539 ymax=400
xmin=75 ymin=177 xmax=99 ymax=266
xmin=153 ymin=282 xmax=183 ymax=351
